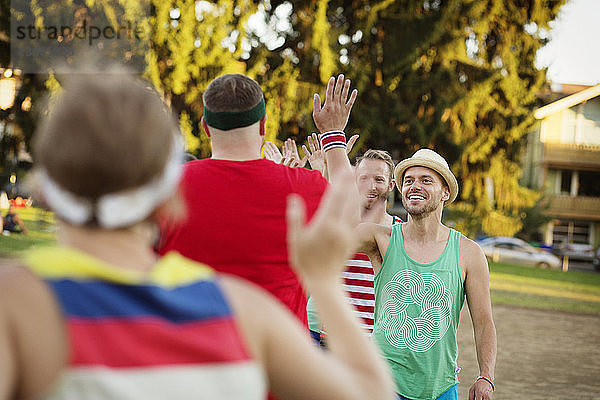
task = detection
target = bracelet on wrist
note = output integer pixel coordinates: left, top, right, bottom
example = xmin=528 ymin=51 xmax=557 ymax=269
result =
xmin=320 ymin=131 xmax=346 ymax=152
xmin=476 ymin=375 xmax=495 ymax=391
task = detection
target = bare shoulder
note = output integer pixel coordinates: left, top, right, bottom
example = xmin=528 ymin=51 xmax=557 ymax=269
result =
xmin=357 ymin=222 xmax=391 ymax=249
xmin=459 ymin=235 xmax=485 ymax=257
xmin=378 ymin=223 xmax=393 ymax=235
xmin=0 ymin=265 xmax=58 ymax=332
xmin=219 ymin=273 xmax=299 ymax=328
xmin=0 ymin=256 xmax=20 ymax=269
xmin=459 ymin=234 xmax=488 ymax=274
xmin=0 ymin=263 xmax=65 ymax=332
xmin=218 ymin=274 xmax=266 ymax=331
xmin=0 ymin=265 xmax=67 ymax=399
xmin=0 ymin=265 xmax=47 ymax=299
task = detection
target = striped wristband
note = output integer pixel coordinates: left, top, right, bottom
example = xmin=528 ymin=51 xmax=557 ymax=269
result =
xmin=320 ymin=131 xmax=347 ymax=152
xmin=476 ymin=376 xmax=495 ymax=391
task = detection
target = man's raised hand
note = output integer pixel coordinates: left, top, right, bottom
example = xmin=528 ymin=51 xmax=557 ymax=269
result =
xmin=264 ymin=140 xmax=302 ymax=168
xmin=301 ymin=133 xmax=326 ymax=175
xmin=283 ymin=138 xmax=307 ymax=168
xmin=263 ymin=141 xmax=283 ymax=164
xmin=313 ymin=74 xmax=358 ymax=134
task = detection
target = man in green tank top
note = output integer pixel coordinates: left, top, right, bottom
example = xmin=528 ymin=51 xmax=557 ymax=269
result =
xmin=356 ymin=149 xmax=497 ymax=400
xmin=313 ymin=75 xmax=496 ymax=400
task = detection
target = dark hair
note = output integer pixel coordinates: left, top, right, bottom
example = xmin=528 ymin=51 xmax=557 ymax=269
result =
xmin=355 ymin=149 xmax=394 ymax=183
xmin=202 ymin=74 xmax=263 ymax=113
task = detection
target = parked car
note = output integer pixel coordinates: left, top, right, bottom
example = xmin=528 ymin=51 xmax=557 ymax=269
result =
xmin=593 ymin=248 xmax=600 ymax=271
xmin=554 ymin=242 xmax=596 ymax=262
xmin=477 ymin=237 xmax=561 ymax=269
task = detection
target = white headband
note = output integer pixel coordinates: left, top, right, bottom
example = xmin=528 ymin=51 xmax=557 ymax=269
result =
xmin=38 ymin=136 xmax=184 ymax=229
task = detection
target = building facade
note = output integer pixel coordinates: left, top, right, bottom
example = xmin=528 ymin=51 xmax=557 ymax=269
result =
xmin=522 ymin=84 xmax=600 ymax=249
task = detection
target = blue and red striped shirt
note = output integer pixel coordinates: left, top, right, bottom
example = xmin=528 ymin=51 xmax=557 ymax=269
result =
xmin=25 ymin=247 xmax=266 ymax=400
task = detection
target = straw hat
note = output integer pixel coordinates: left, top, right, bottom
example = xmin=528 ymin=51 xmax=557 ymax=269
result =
xmin=393 ymin=149 xmax=459 ymax=205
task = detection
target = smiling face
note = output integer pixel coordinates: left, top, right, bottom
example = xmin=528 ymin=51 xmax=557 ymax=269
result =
xmin=401 ymin=166 xmax=450 ymax=217
xmin=355 ymin=158 xmax=394 ymax=209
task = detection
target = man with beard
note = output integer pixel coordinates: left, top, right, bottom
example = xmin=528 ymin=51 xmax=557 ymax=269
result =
xmin=353 ymin=149 xmax=497 ymax=400
xmin=317 ymin=124 xmax=497 ymax=398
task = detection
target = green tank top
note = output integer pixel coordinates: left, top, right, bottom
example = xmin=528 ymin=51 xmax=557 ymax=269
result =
xmin=373 ymin=224 xmax=464 ymax=400
xmin=306 ymin=295 xmax=321 ymax=332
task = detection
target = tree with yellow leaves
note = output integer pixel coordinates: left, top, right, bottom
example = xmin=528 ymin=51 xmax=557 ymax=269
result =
xmin=266 ymin=0 xmax=565 ymax=237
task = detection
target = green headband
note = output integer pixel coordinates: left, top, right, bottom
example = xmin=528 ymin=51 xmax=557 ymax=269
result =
xmin=203 ymin=97 xmax=266 ymax=130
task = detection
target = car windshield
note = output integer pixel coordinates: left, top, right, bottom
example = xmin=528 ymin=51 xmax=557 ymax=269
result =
xmin=518 ymin=244 xmax=538 ymax=253
xmin=494 ymin=242 xmax=538 ymax=253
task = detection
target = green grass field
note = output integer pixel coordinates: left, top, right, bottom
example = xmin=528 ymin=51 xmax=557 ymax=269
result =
xmin=0 ymin=207 xmax=56 ymax=257
xmin=489 ymin=262 xmax=600 ymax=315
xmin=1 ymin=210 xmax=599 ymax=315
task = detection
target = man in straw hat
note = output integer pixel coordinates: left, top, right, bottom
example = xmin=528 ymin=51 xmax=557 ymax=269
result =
xmin=376 ymin=150 xmax=497 ymax=400
xmin=314 ymin=75 xmax=496 ymax=400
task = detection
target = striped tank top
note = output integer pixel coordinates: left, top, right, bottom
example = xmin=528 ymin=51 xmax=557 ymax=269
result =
xmin=24 ymin=246 xmax=266 ymax=400
xmin=342 ymin=215 xmax=402 ymax=335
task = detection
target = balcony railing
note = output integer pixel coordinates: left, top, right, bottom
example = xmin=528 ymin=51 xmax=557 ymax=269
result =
xmin=543 ymin=143 xmax=600 ymax=169
xmin=546 ymin=194 xmax=600 ymax=221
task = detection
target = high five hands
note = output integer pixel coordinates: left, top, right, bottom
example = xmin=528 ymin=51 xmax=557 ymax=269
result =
xmin=264 ymin=132 xmax=359 ymax=175
xmin=301 ymin=132 xmax=359 ymax=177
xmin=263 ymin=73 xmax=358 ymax=173
xmin=283 ymin=138 xmax=307 ymax=167
xmin=263 ymin=139 xmax=304 ymax=168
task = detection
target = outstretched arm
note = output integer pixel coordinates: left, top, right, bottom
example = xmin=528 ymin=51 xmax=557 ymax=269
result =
xmin=355 ymin=222 xmax=391 ymax=275
xmin=224 ymin=170 xmax=395 ymax=400
xmin=462 ymin=238 xmax=497 ymax=400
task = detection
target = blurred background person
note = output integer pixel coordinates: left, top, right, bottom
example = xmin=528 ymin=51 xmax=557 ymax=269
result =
xmin=2 ymin=204 xmax=28 ymax=235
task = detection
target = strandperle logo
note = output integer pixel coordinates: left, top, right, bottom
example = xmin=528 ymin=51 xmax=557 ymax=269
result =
xmin=15 ymin=20 xmax=144 ymax=47
xmin=10 ymin=1 xmax=149 ymax=73
xmin=377 ymin=269 xmax=452 ymax=352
